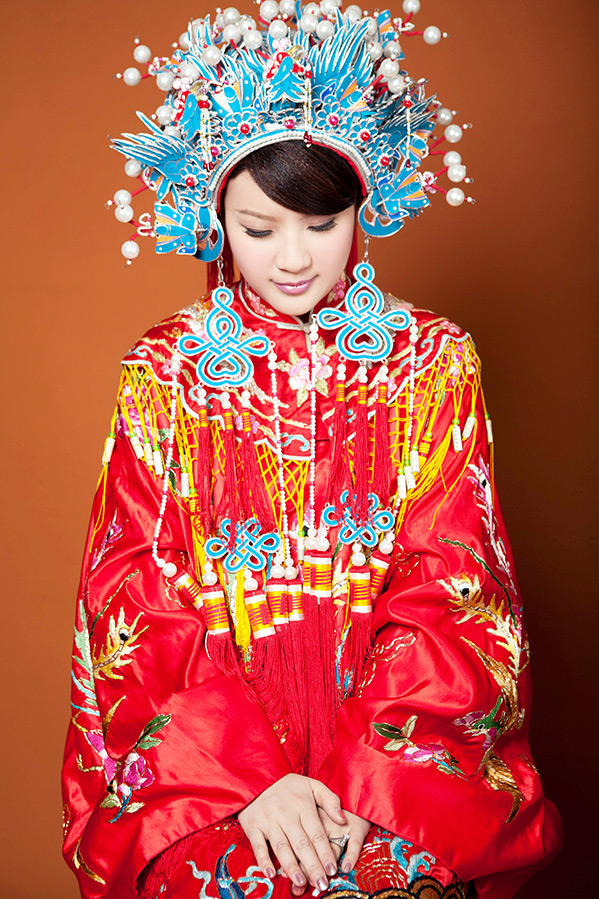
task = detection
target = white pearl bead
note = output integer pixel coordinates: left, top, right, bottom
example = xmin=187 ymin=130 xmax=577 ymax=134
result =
xmin=114 ymin=188 xmax=132 ymax=206
xmin=306 ymin=537 xmax=318 ymax=550
xmin=223 ymin=23 xmax=242 ymax=43
xmin=179 ymin=32 xmax=190 ymax=50
xmin=446 ymin=187 xmax=465 ymax=207
xmin=239 ymin=15 xmax=257 ymax=33
xmin=179 ymin=62 xmax=200 ymax=80
xmin=384 ymin=41 xmax=402 ymax=59
xmin=443 ymin=150 xmax=462 ymax=167
xmin=156 ymin=71 xmax=174 ymax=91
xmin=271 ymin=564 xmax=285 ymax=578
xmin=203 ymin=571 xmax=218 ymax=586
xmin=444 ymin=124 xmax=463 ymax=144
xmin=133 ymin=44 xmax=152 ymax=64
xmin=284 ymin=566 xmax=298 ymax=580
xmin=403 ymin=0 xmax=420 ymax=14
xmin=304 ymin=2 xmax=320 ymax=14
xmin=448 ymin=164 xmax=467 ymax=183
xmin=223 ymin=7 xmax=241 ymax=24
xmin=316 ymin=19 xmax=335 ymax=39
xmin=124 ymin=158 xmax=142 ymax=177
xmin=202 ymin=45 xmax=222 ymax=66
xmin=163 ymin=125 xmax=181 ymax=137
xmin=260 ymin=0 xmax=279 ymax=22
xmin=423 ymin=26 xmax=442 ymax=45
xmin=351 ymin=551 xmax=366 ymax=567
xmin=387 ymin=75 xmax=407 ymax=95
xmin=379 ymin=58 xmax=399 ymax=79
xmin=299 ymin=13 xmax=318 ymax=34
xmin=269 ymin=20 xmax=288 ymax=39
xmin=316 ymin=536 xmax=330 ymax=551
xmin=115 ymin=204 xmax=134 ymax=223
xmin=379 ymin=540 xmax=394 ymax=555
xmin=367 ymin=40 xmax=383 ymax=61
xmin=436 ymin=107 xmax=453 ymax=126
xmin=215 ymin=12 xmax=225 ymax=29
xmin=123 ymin=67 xmax=142 ymax=86
xmin=156 ymin=104 xmax=173 ymax=125
xmin=163 ymin=562 xmax=178 ymax=578
xmin=320 ymin=0 xmax=337 ymax=14
xmin=121 ymin=240 xmax=140 ymax=260
xmin=344 ymin=4 xmax=362 ymax=24
xmin=244 ymin=30 xmax=263 ymax=50
xmin=244 ymin=576 xmax=259 ymax=591
xmin=363 ymin=16 xmax=378 ymax=36
xmin=279 ymin=0 xmax=296 ymax=14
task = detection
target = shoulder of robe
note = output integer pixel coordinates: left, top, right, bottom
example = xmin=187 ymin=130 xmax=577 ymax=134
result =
xmin=384 ymin=292 xmax=477 ymax=359
xmin=119 ymin=294 xmax=212 ymax=373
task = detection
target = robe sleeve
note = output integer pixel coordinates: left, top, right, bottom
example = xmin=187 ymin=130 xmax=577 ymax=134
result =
xmin=317 ymin=334 xmax=563 ymax=898
xmin=61 ymin=369 xmax=291 ymax=899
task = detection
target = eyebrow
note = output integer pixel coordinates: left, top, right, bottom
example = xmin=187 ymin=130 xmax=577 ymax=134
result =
xmin=235 ymin=209 xmax=277 ymax=222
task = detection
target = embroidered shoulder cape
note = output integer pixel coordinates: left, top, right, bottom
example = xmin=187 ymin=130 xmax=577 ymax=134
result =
xmin=62 ymin=283 xmax=562 ymax=898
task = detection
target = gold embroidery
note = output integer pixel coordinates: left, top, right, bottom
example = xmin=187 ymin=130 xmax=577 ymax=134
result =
xmin=74 ymin=840 xmax=107 ymax=885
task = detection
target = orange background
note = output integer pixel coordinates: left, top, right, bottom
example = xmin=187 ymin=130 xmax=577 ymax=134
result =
xmin=2 ymin=0 xmax=597 ymax=895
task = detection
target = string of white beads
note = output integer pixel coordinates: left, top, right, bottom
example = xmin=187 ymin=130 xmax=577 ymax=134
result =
xmin=269 ymin=346 xmax=297 ymax=578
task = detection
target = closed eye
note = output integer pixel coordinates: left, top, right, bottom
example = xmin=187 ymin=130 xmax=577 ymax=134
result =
xmin=243 ymin=227 xmax=272 ymax=239
xmin=309 ymin=219 xmax=336 ymax=232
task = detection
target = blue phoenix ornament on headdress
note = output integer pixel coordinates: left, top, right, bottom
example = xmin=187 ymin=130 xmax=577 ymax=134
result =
xmin=110 ymin=4 xmax=472 ymax=262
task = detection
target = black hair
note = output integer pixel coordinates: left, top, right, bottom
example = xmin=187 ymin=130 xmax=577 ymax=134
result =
xmin=227 ymin=140 xmax=364 ymax=214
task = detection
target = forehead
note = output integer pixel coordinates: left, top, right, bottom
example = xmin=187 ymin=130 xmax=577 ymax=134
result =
xmin=224 ymin=170 xmax=311 ymax=221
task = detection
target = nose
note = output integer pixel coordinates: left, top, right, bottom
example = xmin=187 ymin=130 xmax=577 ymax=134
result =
xmin=275 ymin=231 xmax=311 ymax=275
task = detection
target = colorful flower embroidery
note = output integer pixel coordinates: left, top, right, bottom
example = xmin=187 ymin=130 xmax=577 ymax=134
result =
xmin=91 ymin=606 xmax=149 ymax=680
xmin=373 ymin=715 xmax=465 ymax=777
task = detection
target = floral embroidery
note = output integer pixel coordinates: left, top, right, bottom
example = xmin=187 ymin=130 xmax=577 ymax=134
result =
xmin=91 ymin=606 xmax=149 ymax=680
xmin=278 ymin=340 xmax=335 ymax=405
xmin=91 ymin=512 xmax=126 ymax=571
xmin=96 ymin=713 xmax=171 ymax=821
xmin=356 ymin=631 xmax=417 ymax=698
xmin=437 ymin=572 xmax=525 ymax=819
xmin=373 ymin=715 xmax=465 ymax=777
xmin=467 ymin=455 xmax=516 ymax=595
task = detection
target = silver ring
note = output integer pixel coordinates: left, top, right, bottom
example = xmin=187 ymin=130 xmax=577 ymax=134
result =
xmin=328 ymin=834 xmax=350 ymax=849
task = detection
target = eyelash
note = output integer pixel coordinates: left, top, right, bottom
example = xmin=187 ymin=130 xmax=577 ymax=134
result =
xmin=243 ymin=220 xmax=337 ymax=239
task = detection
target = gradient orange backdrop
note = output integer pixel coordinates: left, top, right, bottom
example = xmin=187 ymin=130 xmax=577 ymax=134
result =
xmin=2 ymin=1 xmax=597 ymax=896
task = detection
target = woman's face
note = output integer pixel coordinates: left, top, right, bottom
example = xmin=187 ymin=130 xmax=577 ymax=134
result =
xmin=223 ymin=170 xmax=356 ymax=317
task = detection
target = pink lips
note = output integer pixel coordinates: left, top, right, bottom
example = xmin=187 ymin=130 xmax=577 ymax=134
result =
xmin=273 ymin=278 xmax=315 ymax=295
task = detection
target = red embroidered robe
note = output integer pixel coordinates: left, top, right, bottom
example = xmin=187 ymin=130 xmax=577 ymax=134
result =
xmin=62 ymin=284 xmax=562 ymax=898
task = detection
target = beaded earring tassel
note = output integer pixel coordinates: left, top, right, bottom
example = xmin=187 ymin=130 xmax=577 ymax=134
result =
xmin=193 ymin=387 xmax=212 ymax=536
xmin=371 ymin=371 xmax=392 ymax=506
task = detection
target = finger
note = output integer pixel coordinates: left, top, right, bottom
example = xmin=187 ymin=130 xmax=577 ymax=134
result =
xmin=285 ymin=823 xmax=330 ymax=891
xmin=310 ymin=780 xmax=347 ymax=826
xmin=267 ymin=826 xmax=308 ymax=889
xmin=244 ymin=829 xmax=276 ymax=879
xmin=340 ymin=829 xmax=365 ymax=875
xmin=300 ymin=808 xmax=338 ymax=877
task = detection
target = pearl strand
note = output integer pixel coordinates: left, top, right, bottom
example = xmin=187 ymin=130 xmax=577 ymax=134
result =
xmin=268 ymin=346 xmax=298 ymax=580
xmin=152 ymin=353 xmax=181 ymax=577
xmin=306 ymin=316 xmax=330 ymax=553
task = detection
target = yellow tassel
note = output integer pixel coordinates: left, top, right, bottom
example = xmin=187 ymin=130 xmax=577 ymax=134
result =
xmin=234 ymin=573 xmax=252 ymax=652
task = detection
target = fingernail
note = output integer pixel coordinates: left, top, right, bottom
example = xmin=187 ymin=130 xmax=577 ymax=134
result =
xmin=341 ymin=860 xmax=351 ymax=874
xmin=294 ymin=873 xmax=306 ymax=886
xmin=264 ymin=866 xmax=275 ymax=879
xmin=325 ymin=862 xmax=336 ymax=876
xmin=317 ymin=878 xmax=328 ymax=891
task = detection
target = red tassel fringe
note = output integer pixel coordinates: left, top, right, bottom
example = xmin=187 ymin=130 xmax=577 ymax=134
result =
xmin=239 ymin=409 xmax=276 ymax=530
xmin=353 ymin=382 xmax=370 ymax=525
xmin=193 ymin=404 xmax=212 ymax=536
xmin=137 ymin=831 xmax=199 ymax=898
xmin=371 ymin=382 xmax=392 ymax=506
xmin=215 ymin=409 xmax=241 ymax=547
xmin=325 ymin=381 xmax=352 ymax=510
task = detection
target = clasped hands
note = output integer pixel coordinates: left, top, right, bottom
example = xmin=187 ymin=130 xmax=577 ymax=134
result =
xmin=238 ymin=773 xmax=370 ymax=896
